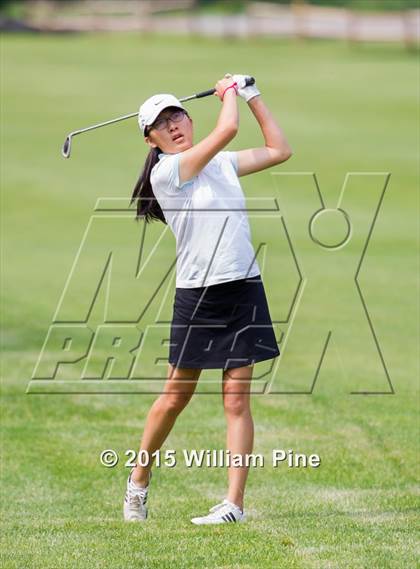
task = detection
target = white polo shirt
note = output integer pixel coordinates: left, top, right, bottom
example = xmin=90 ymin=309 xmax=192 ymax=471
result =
xmin=150 ymin=150 xmax=261 ymax=288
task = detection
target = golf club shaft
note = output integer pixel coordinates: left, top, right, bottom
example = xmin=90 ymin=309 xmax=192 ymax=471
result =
xmin=62 ymin=77 xmax=255 ymax=158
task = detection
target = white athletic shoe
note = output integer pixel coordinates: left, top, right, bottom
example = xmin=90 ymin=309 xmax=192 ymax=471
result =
xmin=123 ymin=470 xmax=152 ymax=522
xmin=191 ymin=499 xmax=246 ymax=525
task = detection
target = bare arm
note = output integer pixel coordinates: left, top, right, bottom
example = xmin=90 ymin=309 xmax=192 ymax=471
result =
xmin=236 ymin=96 xmax=292 ymax=177
xmin=179 ymin=77 xmax=239 ymax=185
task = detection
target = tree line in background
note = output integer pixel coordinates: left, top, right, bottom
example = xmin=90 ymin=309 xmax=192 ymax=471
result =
xmin=1 ymin=0 xmax=419 ymax=13
xmin=200 ymin=0 xmax=419 ymax=11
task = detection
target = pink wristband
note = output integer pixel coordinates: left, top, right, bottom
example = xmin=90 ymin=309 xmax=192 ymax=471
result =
xmin=221 ymin=82 xmax=238 ymax=101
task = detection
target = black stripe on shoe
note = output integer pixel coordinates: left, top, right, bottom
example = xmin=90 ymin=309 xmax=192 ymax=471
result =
xmin=222 ymin=515 xmax=230 ymax=522
xmin=227 ymin=512 xmax=236 ymax=522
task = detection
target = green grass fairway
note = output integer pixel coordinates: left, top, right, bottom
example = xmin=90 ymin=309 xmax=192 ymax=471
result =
xmin=1 ymin=33 xmax=419 ymax=568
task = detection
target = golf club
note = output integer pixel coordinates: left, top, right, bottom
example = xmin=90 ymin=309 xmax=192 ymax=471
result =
xmin=62 ymin=77 xmax=255 ymax=159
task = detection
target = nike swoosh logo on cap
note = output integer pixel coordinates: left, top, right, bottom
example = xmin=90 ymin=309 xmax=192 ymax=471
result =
xmin=154 ymin=100 xmax=164 ymax=105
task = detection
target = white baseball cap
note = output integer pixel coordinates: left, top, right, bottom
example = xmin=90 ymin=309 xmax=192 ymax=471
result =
xmin=138 ymin=93 xmax=185 ymax=135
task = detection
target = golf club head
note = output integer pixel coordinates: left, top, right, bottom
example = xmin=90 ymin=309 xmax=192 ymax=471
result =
xmin=62 ymin=135 xmax=72 ymax=158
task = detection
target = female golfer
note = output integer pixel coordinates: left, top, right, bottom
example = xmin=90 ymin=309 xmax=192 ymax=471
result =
xmin=125 ymin=74 xmax=292 ymax=524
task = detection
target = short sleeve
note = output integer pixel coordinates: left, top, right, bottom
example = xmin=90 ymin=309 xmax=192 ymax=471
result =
xmin=151 ymin=153 xmax=192 ymax=195
xmin=219 ymin=150 xmax=238 ymax=174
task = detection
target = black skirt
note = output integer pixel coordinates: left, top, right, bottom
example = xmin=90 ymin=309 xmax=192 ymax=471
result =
xmin=169 ymin=275 xmax=280 ymax=370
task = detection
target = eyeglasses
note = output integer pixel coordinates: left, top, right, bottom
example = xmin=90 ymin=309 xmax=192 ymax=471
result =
xmin=147 ymin=110 xmax=186 ymax=133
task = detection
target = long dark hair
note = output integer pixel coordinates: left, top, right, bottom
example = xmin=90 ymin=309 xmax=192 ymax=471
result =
xmin=130 ymin=146 xmax=167 ymax=224
xmin=131 ymin=108 xmax=190 ymax=224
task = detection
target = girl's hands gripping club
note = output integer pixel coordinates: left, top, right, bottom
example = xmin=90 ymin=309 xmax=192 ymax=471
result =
xmin=232 ymin=74 xmax=261 ymax=102
xmin=213 ymin=74 xmax=257 ymax=102
xmin=214 ymin=74 xmax=239 ymax=102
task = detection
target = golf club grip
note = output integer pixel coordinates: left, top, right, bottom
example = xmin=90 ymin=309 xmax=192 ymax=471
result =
xmin=196 ymin=88 xmax=217 ymax=99
xmin=195 ymin=76 xmax=255 ymax=99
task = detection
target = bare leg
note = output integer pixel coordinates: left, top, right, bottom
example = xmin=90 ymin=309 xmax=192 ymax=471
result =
xmin=131 ymin=364 xmax=201 ymax=487
xmin=222 ymin=364 xmax=254 ymax=511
